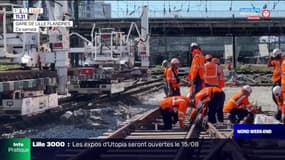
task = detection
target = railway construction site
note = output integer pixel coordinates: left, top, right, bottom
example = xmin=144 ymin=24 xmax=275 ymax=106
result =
xmin=1 ymin=0 xmax=285 ymax=160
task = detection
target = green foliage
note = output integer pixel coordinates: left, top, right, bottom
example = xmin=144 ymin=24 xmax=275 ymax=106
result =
xmin=235 ymin=64 xmax=270 ymax=72
xmin=0 ymin=64 xmax=21 ymax=71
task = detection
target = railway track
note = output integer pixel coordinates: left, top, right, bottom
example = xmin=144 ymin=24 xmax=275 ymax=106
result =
xmin=50 ymin=108 xmax=243 ymax=160
xmin=0 ymin=78 xmax=163 ymax=136
xmin=52 ymin=109 xmax=282 ymax=160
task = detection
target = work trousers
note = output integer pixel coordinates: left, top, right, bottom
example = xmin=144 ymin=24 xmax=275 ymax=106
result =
xmin=272 ymin=80 xmax=281 ymax=107
xmin=275 ymin=110 xmax=281 ymax=121
xmin=169 ymin=87 xmax=181 ymax=96
xmin=163 ymin=82 xmax=169 ymax=97
xmin=160 ymin=108 xmax=178 ymax=129
xmin=229 ymin=108 xmax=253 ymax=123
xmin=191 ymin=75 xmax=203 ymax=97
xmin=207 ymin=91 xmax=225 ymax=123
xmin=280 ymin=81 xmax=285 ymax=122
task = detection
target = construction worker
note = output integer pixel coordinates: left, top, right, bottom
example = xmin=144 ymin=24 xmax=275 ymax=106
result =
xmin=223 ymin=85 xmax=258 ymax=123
xmin=162 ymin=60 xmax=169 ymax=97
xmin=190 ymin=87 xmax=225 ymax=124
xmin=225 ymin=60 xmax=238 ymax=86
xmin=166 ymin=58 xmax=180 ymax=96
xmin=280 ymin=49 xmax=285 ymax=123
xmin=204 ymin=54 xmax=219 ymax=87
xmin=212 ymin=57 xmax=225 ymax=88
xmin=187 ymin=42 xmax=205 ymax=98
xmin=159 ymin=96 xmax=190 ymax=129
xmin=268 ymin=48 xmax=282 ymax=106
xmin=272 ymin=86 xmax=282 ymax=121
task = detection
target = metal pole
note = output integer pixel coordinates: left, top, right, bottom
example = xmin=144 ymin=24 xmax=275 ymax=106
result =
xmin=23 ymin=1 xmax=27 ymax=54
xmin=111 ymin=32 xmax=113 ymax=60
xmin=141 ymin=5 xmax=149 ymax=67
xmin=3 ymin=8 xmax=7 ymax=55
xmin=74 ymin=0 xmax=79 ymax=28
xmin=232 ymin=35 xmax=236 ymax=69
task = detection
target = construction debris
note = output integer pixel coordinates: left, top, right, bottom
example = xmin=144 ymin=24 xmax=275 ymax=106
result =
xmin=254 ymin=114 xmax=280 ymax=124
xmin=225 ymin=72 xmax=272 ymax=86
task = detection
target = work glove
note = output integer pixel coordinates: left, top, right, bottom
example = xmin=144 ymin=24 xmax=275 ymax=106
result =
xmin=187 ymin=79 xmax=192 ymax=86
xmin=256 ymin=106 xmax=263 ymax=113
xmin=183 ymin=123 xmax=190 ymax=130
xmin=182 ymin=119 xmax=191 ymax=129
xmin=201 ymin=116 xmax=208 ymax=129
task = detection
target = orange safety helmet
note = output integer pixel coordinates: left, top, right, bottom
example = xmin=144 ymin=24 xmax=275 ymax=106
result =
xmin=205 ymin=54 xmax=213 ymax=61
xmin=211 ymin=57 xmax=220 ymax=64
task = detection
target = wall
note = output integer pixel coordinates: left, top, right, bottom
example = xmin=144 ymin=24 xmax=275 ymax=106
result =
xmin=149 ymin=36 xmax=285 ymax=65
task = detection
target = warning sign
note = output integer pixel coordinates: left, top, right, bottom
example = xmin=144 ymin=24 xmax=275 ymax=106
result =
xmin=262 ymin=9 xmax=270 ymax=18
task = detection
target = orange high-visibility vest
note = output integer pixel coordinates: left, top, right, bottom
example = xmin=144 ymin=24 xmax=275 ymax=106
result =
xmin=195 ymin=87 xmax=222 ymax=108
xmin=166 ymin=67 xmax=180 ymax=89
xmin=163 ymin=67 xmax=168 ymax=82
xmin=281 ymin=60 xmax=285 ymax=91
xmin=187 ymin=50 xmax=205 ymax=81
xmin=281 ymin=60 xmax=285 ymax=119
xmin=223 ymin=92 xmax=255 ymax=113
xmin=204 ymin=62 xmax=219 ymax=86
xmin=271 ymin=60 xmax=281 ymax=83
xmin=160 ymin=96 xmax=190 ymax=127
xmin=218 ymin=66 xmax=225 ymax=88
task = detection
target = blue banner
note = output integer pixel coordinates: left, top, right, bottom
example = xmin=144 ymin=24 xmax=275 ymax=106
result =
xmin=234 ymin=124 xmax=285 ymax=139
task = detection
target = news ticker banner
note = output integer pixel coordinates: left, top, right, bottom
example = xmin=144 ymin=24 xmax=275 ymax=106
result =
xmin=0 ymin=139 xmax=200 ymax=160
xmin=0 ymin=137 xmax=285 ymax=160
xmin=12 ymin=7 xmax=73 ymax=33
xmin=234 ymin=124 xmax=285 ymax=139
xmin=0 ymin=138 xmax=30 ymax=160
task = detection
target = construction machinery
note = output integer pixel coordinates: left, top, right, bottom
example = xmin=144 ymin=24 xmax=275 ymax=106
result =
xmin=0 ymin=0 xmax=71 ymax=117
xmin=68 ymin=6 xmax=150 ymax=95
xmin=0 ymin=3 xmax=39 ymax=66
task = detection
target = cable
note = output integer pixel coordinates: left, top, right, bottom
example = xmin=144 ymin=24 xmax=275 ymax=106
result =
xmin=163 ymin=0 xmax=166 ymax=15
xmin=205 ymin=0 xmax=208 ymax=13
xmin=169 ymin=1 xmax=171 ymax=13
xmin=263 ymin=3 xmax=267 ymax=9
xmin=187 ymin=1 xmax=190 ymax=13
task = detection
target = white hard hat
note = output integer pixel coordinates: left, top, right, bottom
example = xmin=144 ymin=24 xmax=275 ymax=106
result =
xmin=170 ymin=58 xmax=180 ymax=65
xmin=242 ymin=85 xmax=252 ymax=94
xmin=282 ymin=52 xmax=285 ymax=57
xmin=190 ymin=42 xmax=199 ymax=48
xmin=273 ymin=86 xmax=281 ymax=96
xmin=272 ymin=48 xmax=282 ymax=58
xmin=162 ymin=60 xmax=168 ymax=66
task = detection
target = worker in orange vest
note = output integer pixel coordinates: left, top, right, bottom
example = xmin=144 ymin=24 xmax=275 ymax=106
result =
xmin=160 ymin=96 xmax=190 ymax=129
xmin=224 ymin=85 xmax=259 ymax=123
xmin=162 ymin=60 xmax=169 ymax=97
xmin=272 ymin=86 xmax=282 ymax=121
xmin=204 ymin=54 xmax=220 ymax=87
xmin=268 ymin=48 xmax=282 ymax=107
xmin=166 ymin=58 xmax=180 ymax=96
xmin=190 ymin=87 xmax=225 ymax=124
xmin=212 ymin=57 xmax=225 ymax=88
xmin=280 ymin=49 xmax=285 ymax=122
xmin=186 ymin=42 xmax=205 ymax=98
